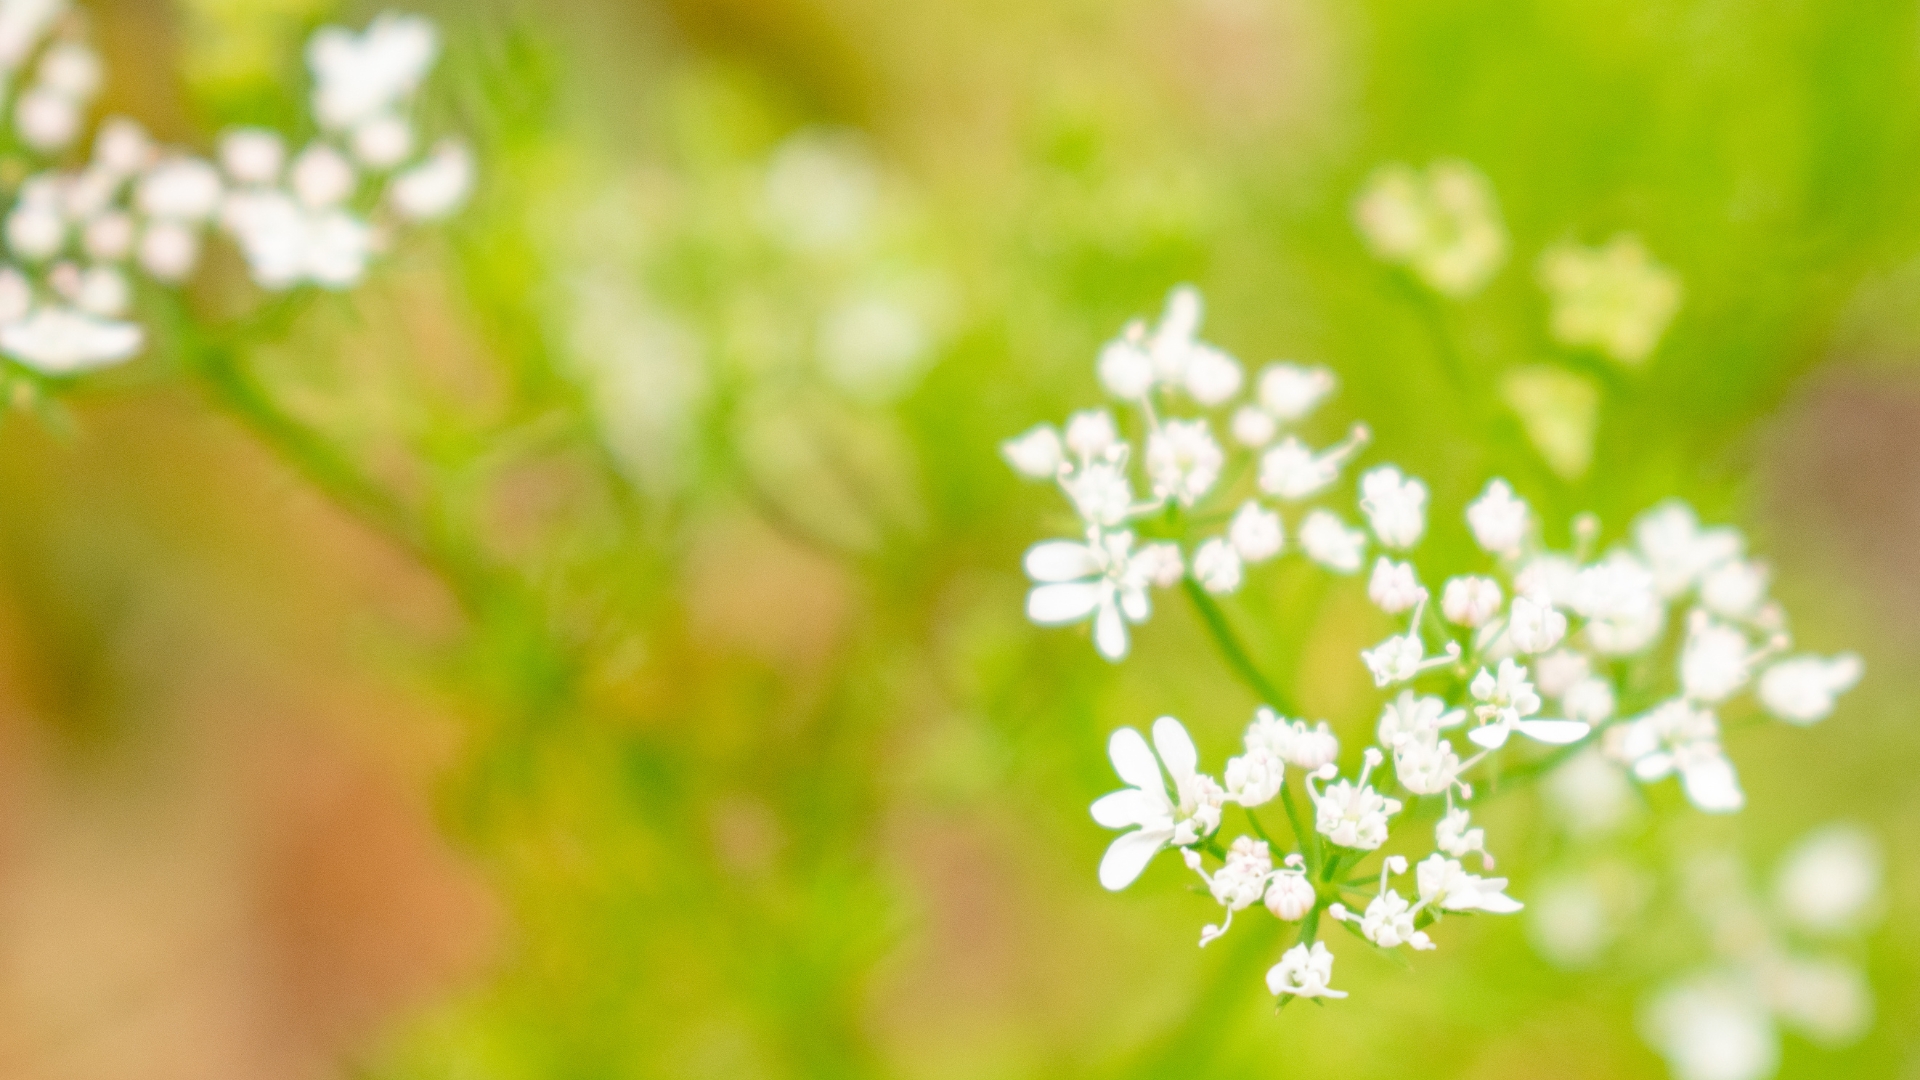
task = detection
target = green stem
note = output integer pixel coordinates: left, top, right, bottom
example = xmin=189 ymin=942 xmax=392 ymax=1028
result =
xmin=1183 ymin=579 xmax=1293 ymax=712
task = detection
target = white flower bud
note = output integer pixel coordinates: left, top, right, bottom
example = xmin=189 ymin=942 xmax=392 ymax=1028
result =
xmin=1000 ymin=424 xmax=1063 ymax=479
xmin=1228 ymin=501 xmax=1284 ymax=563
xmin=1442 ymin=576 xmax=1502 ymax=627
xmin=1265 ymin=873 xmax=1316 ymax=921
xmin=1193 ymin=538 xmax=1243 ymax=595
xmin=1368 ymin=557 xmax=1422 ymax=614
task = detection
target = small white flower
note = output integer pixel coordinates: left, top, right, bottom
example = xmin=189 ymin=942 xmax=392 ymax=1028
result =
xmin=0 ymin=306 xmax=142 ymax=375
xmin=95 ymin=119 xmax=154 ymax=176
xmin=1264 ymin=867 xmax=1316 ymax=921
xmin=1679 ymin=619 xmax=1761 ymax=704
xmin=308 ymin=12 xmax=440 ymax=131
xmin=1193 ymin=836 xmax=1275 ymax=945
xmin=1701 ymin=559 xmax=1770 ymax=620
xmin=1343 ymin=886 xmax=1435 ymax=951
xmin=1415 ymin=853 xmax=1522 ymax=914
xmin=1641 ymin=979 xmax=1778 ymax=1080
xmin=1267 ymin=941 xmax=1346 ymax=999
xmin=1466 ymin=478 xmax=1529 ymax=558
xmin=1132 ymin=542 xmax=1186 ymax=589
xmin=1507 ymin=594 xmax=1567 ymax=654
xmin=350 ymin=112 xmax=415 ymax=169
xmin=1061 ymin=459 xmax=1135 ymax=528
xmin=1359 ymin=465 xmax=1427 ymax=549
xmin=138 ymin=221 xmax=201 ymax=282
xmin=1376 ymin=690 xmax=1463 ymax=749
xmin=136 ymin=157 xmax=224 ymax=222
xmin=1024 ymin=531 xmax=1157 ymax=662
xmin=1249 ymin=710 xmax=1340 ymax=771
xmin=290 ymin=143 xmax=358 ymax=209
xmin=1764 ymin=955 xmax=1873 ymax=1045
xmin=1562 ymin=676 xmax=1617 ymax=725
xmin=1230 ymin=404 xmax=1276 ymax=447
xmin=1442 ymin=576 xmax=1503 ymax=627
xmin=1773 ymin=824 xmax=1881 ymax=935
xmin=1435 ymin=806 xmax=1490 ymax=865
xmin=83 ymin=211 xmax=134 ymax=262
xmin=38 ymin=41 xmax=101 ymax=98
xmin=1299 ymin=509 xmax=1366 ymax=573
xmin=1311 ymin=749 xmax=1402 ymax=850
xmin=1468 ymin=659 xmax=1588 ymax=749
xmin=7 ymin=200 xmax=63 ymax=261
xmin=1192 ymin=537 xmax=1243 ymax=595
xmin=1183 ymin=343 xmax=1243 ymax=406
xmin=1063 ymin=409 xmax=1120 ymax=458
xmin=1635 ymin=501 xmax=1742 ymax=598
xmin=1607 ymin=699 xmax=1743 ymax=813
xmin=15 ymin=86 xmax=79 ymax=151
xmin=1097 ymin=337 xmax=1154 ymax=399
xmin=219 ymin=128 xmax=287 ymax=185
xmin=1144 ymin=418 xmax=1223 ymax=505
xmin=0 ymin=267 xmax=28 ymax=324
xmin=1001 ymin=424 xmax=1063 ymax=480
xmin=1090 ymin=717 xmax=1225 ymax=890
xmin=1228 ymin=501 xmax=1284 ymax=563
xmin=1757 ymin=653 xmax=1862 ymax=725
xmin=389 ymin=139 xmax=474 ymax=221
xmin=1368 ymin=557 xmax=1423 ymax=614
xmin=1394 ymin=734 xmax=1465 ymax=797
xmin=1257 ymin=362 xmax=1336 ymax=421
xmin=1532 ymin=649 xmax=1591 ymax=697
xmin=1258 ymin=427 xmax=1368 ymax=500
xmin=1223 ymin=743 xmax=1283 ymax=807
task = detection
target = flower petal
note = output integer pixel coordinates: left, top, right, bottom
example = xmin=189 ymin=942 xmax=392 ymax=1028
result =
xmin=1516 ymin=719 xmax=1591 ymax=745
xmin=1152 ymin=716 xmax=1198 ymax=783
xmin=1098 ymin=827 xmax=1171 ymax=891
xmin=1472 ymin=891 xmax=1524 ymax=914
xmin=1467 ymin=724 xmax=1510 ymax=750
xmin=1682 ymin=755 xmax=1745 ymax=813
xmin=1027 ymin=582 xmax=1102 ymax=625
xmin=1094 ymin=600 xmax=1130 ymax=660
xmin=1108 ymin=727 xmax=1164 ymax=792
xmin=1091 ymin=788 xmax=1166 ymax=829
xmin=1024 ymin=540 xmax=1100 ymax=583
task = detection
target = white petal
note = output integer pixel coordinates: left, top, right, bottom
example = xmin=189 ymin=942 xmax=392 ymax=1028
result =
xmin=1152 ymin=716 xmax=1199 ymax=783
xmin=1682 ymin=756 xmax=1745 ymax=813
xmin=1467 ymin=724 xmax=1510 ymax=750
xmin=1094 ymin=601 xmax=1130 ymax=660
xmin=1108 ymin=727 xmax=1165 ymax=792
xmin=1091 ymin=788 xmax=1165 ymax=829
xmin=1099 ymin=828 xmax=1172 ymax=891
xmin=1025 ymin=541 xmax=1100 ymax=583
xmin=1473 ymin=892 xmax=1524 ymax=914
xmin=1119 ymin=584 xmax=1150 ymax=622
xmin=1632 ymin=753 xmax=1674 ymax=781
xmin=1027 ymin=582 xmax=1102 ymax=625
xmin=1516 ymin=719 xmax=1591 ymax=745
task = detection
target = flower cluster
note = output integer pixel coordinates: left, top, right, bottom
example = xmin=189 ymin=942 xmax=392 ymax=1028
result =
xmin=1539 ymin=234 xmax=1683 ymax=364
xmin=1642 ymin=825 xmax=1881 ymax=1080
xmin=1352 ymin=160 xmax=1507 ymax=297
xmin=0 ymin=4 xmax=471 ymax=377
xmin=1003 ymin=285 xmax=1371 ymax=660
xmin=1009 ymin=283 xmax=1864 ymax=1005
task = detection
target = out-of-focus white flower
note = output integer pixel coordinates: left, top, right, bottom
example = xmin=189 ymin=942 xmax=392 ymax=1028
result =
xmin=351 ymin=112 xmax=414 ymax=169
xmin=389 ymin=139 xmax=474 ymax=221
xmin=1359 ymin=465 xmax=1427 ymax=549
xmin=1062 ymin=458 xmax=1136 ymax=528
xmin=1434 ymin=806 xmax=1488 ymax=865
xmin=83 ymin=211 xmax=133 ymax=261
xmin=1762 ymin=955 xmax=1873 ymax=1044
xmin=1376 ymin=690 xmax=1462 ymax=750
xmin=1298 ymin=509 xmax=1366 ymax=573
xmin=308 ymin=11 xmax=439 ymax=131
xmin=1001 ymin=424 xmax=1064 ymax=480
xmin=1228 ymin=500 xmax=1283 ymax=563
xmin=1532 ymin=649 xmax=1590 ymax=698
xmin=0 ymin=266 xmax=29 ymax=324
xmin=818 ymin=291 xmax=933 ymax=401
xmin=1507 ymin=594 xmax=1567 ymax=654
xmin=138 ymin=220 xmax=200 ymax=281
xmin=1529 ymin=877 xmax=1612 ymax=969
xmin=1679 ymin=618 xmax=1763 ymax=704
xmin=1773 ymin=824 xmax=1880 ymax=935
xmin=0 ymin=305 xmax=142 ymax=375
xmin=1098 ymin=285 xmax=1243 ymax=405
xmin=1701 ymin=559 xmax=1770 ymax=620
xmin=15 ymin=85 xmax=79 ymax=150
xmin=220 ymin=128 xmax=287 ymax=185
xmin=1608 ymin=699 xmax=1743 ymax=812
xmin=1090 ymin=717 xmax=1224 ymax=890
xmin=1354 ymin=160 xmax=1507 ymax=297
xmin=136 ymin=157 xmax=224 ymax=221
xmin=1368 ymin=557 xmax=1422 ymax=614
xmin=1024 ymin=530 xmax=1160 ymax=662
xmin=38 ymin=40 xmax=101 ymax=99
xmin=290 ymin=143 xmax=358 ymax=209
xmin=1415 ymin=853 xmax=1522 ymax=914
xmin=1394 ymin=732 xmax=1466 ymax=797
xmin=1540 ymin=235 xmax=1681 ymax=364
xmin=1258 ymin=427 xmax=1369 ymax=500
xmin=1757 ymin=653 xmax=1863 ymax=725
xmin=1192 ymin=537 xmax=1243 ymax=595
xmin=1636 ymin=501 xmax=1742 ymax=598
xmin=1311 ymin=749 xmax=1401 ymax=850
xmin=95 ymin=118 xmax=154 ymax=176
xmin=1257 ymin=362 xmax=1335 ymax=421
xmin=1562 ymin=676 xmax=1616 ymax=725
xmin=1249 ymin=710 xmax=1340 ymax=771
xmin=1145 ymin=418 xmax=1223 ymax=506
xmin=1267 ymin=941 xmax=1346 ymax=999
xmin=1466 ymin=478 xmax=1529 ymax=559
xmin=1063 ymin=409 xmax=1120 ymax=459
xmin=1442 ymin=575 xmax=1502 ymax=627
xmin=1229 ymin=403 xmax=1276 ymax=447
xmin=1641 ymin=979 xmax=1778 ymax=1080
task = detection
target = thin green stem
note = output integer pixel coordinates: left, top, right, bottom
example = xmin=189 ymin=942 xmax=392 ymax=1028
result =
xmin=1183 ymin=579 xmax=1293 ymax=712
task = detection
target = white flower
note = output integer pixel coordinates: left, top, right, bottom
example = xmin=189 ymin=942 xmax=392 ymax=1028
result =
xmin=1257 ymin=427 xmax=1367 ymax=500
xmin=1249 ymin=710 xmax=1340 ymax=771
xmin=1394 ymin=733 xmax=1465 ymax=797
xmin=1228 ymin=501 xmax=1284 ymax=562
xmin=1342 ymin=887 xmax=1435 ymax=951
xmin=290 ymin=143 xmax=358 ymax=209
xmin=1353 ymin=160 xmax=1507 ymax=297
xmin=1267 ymin=941 xmax=1346 ymax=999
xmin=1191 ymin=537 xmax=1243 ymax=595
xmin=1532 ymin=649 xmax=1590 ymax=697
xmin=1773 ymin=824 xmax=1880 ymax=935
xmin=1061 ymin=459 xmax=1135 ymax=528
xmin=1359 ymin=465 xmax=1427 ymax=549
xmin=1256 ymin=362 xmax=1335 ymax=421
xmin=1763 ymin=956 xmax=1873 ymax=1045
xmin=389 ymin=139 xmax=475 ymax=221
xmin=1415 ymin=853 xmax=1522 ymax=914
xmin=1368 ymin=557 xmax=1422 ymax=614
xmin=219 ymin=128 xmax=286 ymax=185
xmin=83 ymin=211 xmax=134 ymax=261
xmin=1435 ymin=806 xmax=1489 ymax=865
xmin=0 ymin=306 xmax=142 ymax=375
xmin=1312 ymin=749 xmax=1402 ymax=850
xmin=136 ymin=157 xmax=224 ymax=221
xmin=1299 ymin=509 xmax=1366 ymax=573
xmin=1264 ymin=868 xmax=1316 ymax=921
xmin=1757 ymin=653 xmax=1862 ymax=725
xmin=1362 ymin=601 xmax=1457 ymax=687
xmin=1090 ymin=717 xmax=1225 ymax=890
xmin=1562 ymin=676 xmax=1617 ymax=725
xmin=1641 ymin=979 xmax=1778 ymax=1080
xmin=1376 ymin=690 xmax=1461 ymax=749
xmin=1529 ymin=877 xmax=1612 ymax=969
xmin=1192 ymin=836 xmax=1275 ymax=945
xmin=1607 ymin=699 xmax=1743 ymax=812
xmin=1230 ymin=404 xmax=1276 ymax=447
xmin=1635 ymin=501 xmax=1742 ymax=598
xmin=351 ymin=112 xmax=414 ymax=168
xmin=15 ymin=86 xmax=79 ymax=151
xmin=1063 ymin=409 xmax=1120 ymax=458
xmin=1144 ymin=418 xmax=1223 ymax=505
xmin=1223 ymin=743 xmax=1283 ymax=808
xmin=1132 ymin=542 xmax=1186 ymax=588
xmin=1506 ymin=594 xmax=1567 ymax=654
xmin=1539 ymin=235 xmax=1682 ymax=365
xmin=1701 ymin=559 xmax=1770 ymax=620
xmin=1024 ymin=531 xmax=1158 ymax=662
xmin=138 ymin=221 xmax=200 ymax=281
xmin=1097 ymin=337 xmax=1154 ymax=399
xmin=1466 ymin=478 xmax=1529 ymax=558
xmin=1100 ymin=286 xmax=1243 ymax=404
xmin=39 ymin=41 xmax=101 ymax=99
xmin=308 ymin=12 xmax=440 ymax=131
xmin=1679 ymin=619 xmax=1760 ymax=704
xmin=1467 ymin=659 xmax=1589 ymax=749
xmin=1441 ymin=575 xmax=1502 ymax=627
xmin=1001 ymin=424 xmax=1063 ymax=479
xmin=0 ymin=267 xmax=28 ymax=324
xmin=1544 ymin=749 xmax=1637 ymax=836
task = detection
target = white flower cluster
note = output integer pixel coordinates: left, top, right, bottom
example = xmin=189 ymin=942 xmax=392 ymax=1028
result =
xmin=1642 ymin=825 xmax=1881 ymax=1080
xmin=1016 ymin=292 xmax=1866 ymax=1003
xmin=1539 ymin=234 xmax=1683 ymax=364
xmin=0 ymin=4 xmax=472 ymax=377
xmin=1004 ymin=285 xmax=1374 ymax=661
xmin=1352 ymin=160 xmax=1507 ymax=297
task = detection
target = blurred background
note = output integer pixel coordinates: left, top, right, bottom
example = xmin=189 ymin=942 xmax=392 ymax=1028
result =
xmin=1 ymin=0 xmax=1918 ymax=1077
